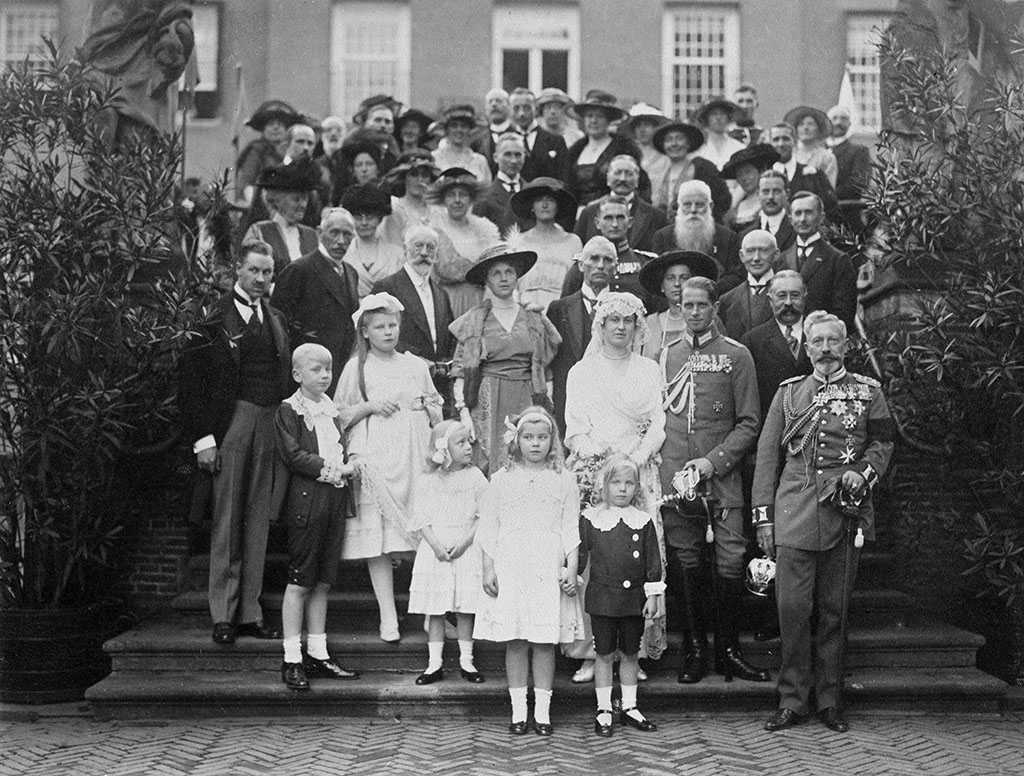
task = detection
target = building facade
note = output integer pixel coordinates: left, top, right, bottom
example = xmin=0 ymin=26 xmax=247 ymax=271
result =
xmin=6 ymin=0 xmax=896 ymax=183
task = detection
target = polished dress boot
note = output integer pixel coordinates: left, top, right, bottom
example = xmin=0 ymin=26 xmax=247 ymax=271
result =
xmin=676 ymin=566 xmax=707 ymax=683
xmin=715 ymin=576 xmax=771 ymax=682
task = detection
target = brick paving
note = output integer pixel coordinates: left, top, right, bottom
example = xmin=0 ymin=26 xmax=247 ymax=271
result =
xmin=1 ymin=710 xmax=1023 ymax=775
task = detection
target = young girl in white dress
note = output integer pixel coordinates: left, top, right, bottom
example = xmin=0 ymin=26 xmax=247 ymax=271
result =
xmin=407 ymin=420 xmax=488 ymax=685
xmin=474 ymin=406 xmax=582 ymax=737
xmin=334 ymin=293 xmax=443 ymax=643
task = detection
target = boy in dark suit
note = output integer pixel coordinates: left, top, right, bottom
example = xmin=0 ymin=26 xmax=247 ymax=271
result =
xmin=276 ymin=344 xmax=359 ymax=690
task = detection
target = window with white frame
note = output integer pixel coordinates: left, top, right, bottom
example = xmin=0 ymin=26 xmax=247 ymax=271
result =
xmin=330 ymin=2 xmax=410 ymax=121
xmin=662 ymin=7 xmax=739 ymax=121
xmin=846 ymin=14 xmax=890 ymax=133
xmin=492 ymin=4 xmax=579 ymax=96
xmin=1 ymin=2 xmax=59 ymax=71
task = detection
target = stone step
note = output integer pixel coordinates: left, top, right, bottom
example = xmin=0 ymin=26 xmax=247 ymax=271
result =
xmin=169 ymin=587 xmax=915 ymax=618
xmin=182 ymin=549 xmax=898 ymax=593
xmin=103 ymin=610 xmax=984 ymax=674
xmin=86 ymin=665 xmax=1008 ymax=720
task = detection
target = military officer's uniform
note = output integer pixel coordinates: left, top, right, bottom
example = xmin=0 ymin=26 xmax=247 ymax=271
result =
xmin=658 ymin=324 xmax=767 ymax=681
xmin=752 ymin=367 xmax=894 ymax=718
xmin=561 ymin=246 xmax=659 ymax=312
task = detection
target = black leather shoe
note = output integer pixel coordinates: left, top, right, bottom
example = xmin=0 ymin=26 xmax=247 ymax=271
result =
xmin=594 ymin=711 xmax=614 ymax=737
xmin=508 ymin=721 xmax=528 ymax=735
xmin=281 ymin=661 xmax=310 ymax=691
xmin=534 ymin=721 xmax=553 ymax=737
xmin=620 ymin=708 xmax=658 ymax=731
xmin=677 ymin=647 xmax=706 ymax=684
xmin=718 ymin=647 xmax=771 ymax=682
xmin=415 ymin=668 xmax=444 ymax=685
xmin=304 ymin=655 xmax=359 ymax=680
xmin=212 ymin=622 xmax=236 ymax=645
xmin=460 ymin=668 xmax=485 ymax=683
xmin=820 ymin=707 xmax=849 ymax=733
xmin=764 ymin=708 xmax=802 ymax=732
xmin=237 ymin=621 xmax=281 ymax=640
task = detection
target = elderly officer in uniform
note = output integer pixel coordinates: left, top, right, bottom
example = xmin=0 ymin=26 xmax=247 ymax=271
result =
xmin=658 ymin=276 xmax=769 ymax=684
xmin=753 ymin=310 xmax=893 ymax=733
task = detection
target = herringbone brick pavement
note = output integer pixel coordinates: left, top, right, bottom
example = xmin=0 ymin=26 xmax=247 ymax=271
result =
xmin=1 ymin=712 xmax=1022 ymax=776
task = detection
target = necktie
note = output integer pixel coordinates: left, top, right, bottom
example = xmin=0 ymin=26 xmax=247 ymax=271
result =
xmin=751 ymin=284 xmax=767 ymax=296
xmin=506 ymin=180 xmax=518 ymax=193
xmin=785 ymin=325 xmax=798 ymax=358
xmin=797 ymin=243 xmax=812 ymax=268
xmin=234 ymin=294 xmax=261 ymax=328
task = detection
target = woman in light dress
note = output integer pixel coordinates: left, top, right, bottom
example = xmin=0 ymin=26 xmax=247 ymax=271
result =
xmin=378 ymin=150 xmax=439 ymax=249
xmin=431 ymin=104 xmax=492 ymax=185
xmin=340 ymin=184 xmax=404 ymax=298
xmin=507 ymin=177 xmax=582 ymax=312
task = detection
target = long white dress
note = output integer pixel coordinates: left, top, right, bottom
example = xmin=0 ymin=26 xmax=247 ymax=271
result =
xmin=407 ymin=466 xmax=488 ymax=615
xmin=473 ymin=467 xmax=584 ymax=644
xmin=515 ymin=227 xmax=583 ymax=312
xmin=563 ymin=351 xmax=668 ymax=659
xmin=334 ymin=351 xmax=440 ymax=559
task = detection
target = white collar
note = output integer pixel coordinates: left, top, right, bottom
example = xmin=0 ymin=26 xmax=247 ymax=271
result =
xmin=796 ymin=234 xmax=821 ymax=248
xmin=748 ymin=269 xmax=774 ymax=288
xmin=778 ymin=317 xmax=803 ymax=340
xmin=490 ymin=120 xmax=512 ymax=134
xmin=497 ymin=172 xmax=521 ymax=185
xmin=827 ymin=129 xmax=854 ymax=146
xmin=581 ymin=283 xmax=602 ymax=302
xmin=584 ymin=505 xmax=650 ymax=532
xmin=519 ymin=121 xmax=539 ymax=134
xmin=272 ymin=211 xmax=298 ymax=231
xmin=284 ymin=390 xmax=339 ymax=425
xmin=233 ymin=283 xmax=256 ymax=304
xmin=404 ymin=263 xmax=431 ymax=288
xmin=761 ymin=210 xmax=785 ymax=232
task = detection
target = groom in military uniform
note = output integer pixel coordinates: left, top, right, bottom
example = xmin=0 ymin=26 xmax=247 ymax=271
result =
xmin=752 ymin=310 xmax=894 ymax=733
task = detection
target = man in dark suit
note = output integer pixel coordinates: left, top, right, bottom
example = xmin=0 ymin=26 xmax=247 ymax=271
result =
xmin=370 ymin=224 xmax=456 ymax=413
xmin=473 ymin=133 xmax=528 ymax=237
xmin=651 ymin=180 xmax=742 ymax=291
xmin=575 ymin=155 xmax=667 ymax=252
xmin=741 ymin=270 xmax=813 ymax=419
xmin=271 ymin=208 xmax=361 ymax=396
xmin=775 ymin=192 xmax=858 ymax=334
xmin=719 ymin=229 xmax=777 ymax=340
xmin=471 ymin=88 xmax=513 ymax=176
xmin=179 ymin=241 xmax=292 ymax=645
xmin=769 ymin=124 xmax=841 ymax=224
xmin=509 ymin=87 xmax=569 ymax=183
xmin=547 ymin=236 xmax=616 ymax=434
xmin=738 ymin=170 xmax=797 ymax=254
xmin=826 ymin=106 xmax=873 ymax=203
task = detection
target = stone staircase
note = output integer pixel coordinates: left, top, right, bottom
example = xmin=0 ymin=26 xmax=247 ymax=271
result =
xmin=86 ymin=544 xmax=1008 ymax=719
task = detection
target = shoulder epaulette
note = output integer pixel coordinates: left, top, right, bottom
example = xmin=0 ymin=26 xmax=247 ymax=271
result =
xmin=634 ymin=249 xmax=658 ymax=260
xmin=851 ymin=372 xmax=881 ymax=388
xmin=779 ymin=374 xmax=805 ymax=386
xmin=721 ymin=335 xmax=746 ymax=349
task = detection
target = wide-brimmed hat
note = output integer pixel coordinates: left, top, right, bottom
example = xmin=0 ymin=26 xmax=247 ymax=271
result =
xmin=784 ymin=105 xmax=833 ymax=139
xmin=426 ymin=167 xmax=486 ymax=204
xmin=639 ymin=250 xmax=719 ymax=296
xmin=256 ymin=162 xmax=320 ymax=191
xmin=352 ymin=94 xmax=403 ymax=126
xmin=622 ymin=103 xmax=671 ymax=134
xmin=465 ymin=244 xmax=538 ymax=287
xmin=536 ymin=88 xmax=573 ymax=110
xmin=566 ymin=93 xmax=628 ymax=124
xmin=510 ymin=177 xmax=576 ymax=219
xmin=692 ymin=97 xmax=744 ymax=126
xmin=721 ymin=145 xmax=782 ymax=180
xmin=439 ymin=104 xmax=480 ymax=130
xmin=246 ymin=99 xmax=302 ymax=131
xmin=394 ymin=109 xmax=434 ymax=136
xmin=340 ymin=183 xmax=392 ymax=217
xmin=652 ymin=122 xmax=705 ymax=155
xmin=385 ymin=149 xmax=441 ymax=182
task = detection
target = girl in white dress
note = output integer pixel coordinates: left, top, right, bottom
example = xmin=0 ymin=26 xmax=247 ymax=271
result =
xmin=407 ymin=420 xmax=488 ymax=685
xmin=334 ymin=293 xmax=442 ymax=643
xmin=475 ymin=406 xmax=582 ymax=737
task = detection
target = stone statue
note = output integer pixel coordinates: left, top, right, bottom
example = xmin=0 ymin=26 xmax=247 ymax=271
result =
xmin=81 ymin=0 xmax=194 ymax=141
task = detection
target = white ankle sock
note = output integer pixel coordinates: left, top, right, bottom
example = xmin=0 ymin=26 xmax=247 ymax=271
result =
xmin=509 ymin=687 xmax=528 ymax=723
xmin=283 ymin=635 xmax=302 ymax=664
xmin=595 ymin=685 xmax=613 ymax=712
xmin=534 ymin=688 xmax=553 ymax=725
xmin=621 ymin=683 xmax=638 ymax=711
xmin=458 ymin=639 xmax=476 ymax=672
xmin=426 ymin=640 xmax=444 ymax=672
xmin=306 ymin=633 xmax=329 ymax=660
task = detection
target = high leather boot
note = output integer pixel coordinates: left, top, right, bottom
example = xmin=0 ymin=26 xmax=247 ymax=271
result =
xmin=676 ymin=566 xmax=707 ymax=684
xmin=715 ymin=576 xmax=772 ymax=682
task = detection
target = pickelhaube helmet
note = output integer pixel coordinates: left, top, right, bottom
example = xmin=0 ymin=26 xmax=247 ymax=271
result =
xmin=746 ymin=557 xmax=776 ymax=597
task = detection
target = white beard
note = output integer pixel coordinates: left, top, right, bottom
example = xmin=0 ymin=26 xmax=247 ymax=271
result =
xmin=673 ymin=214 xmax=715 ymax=252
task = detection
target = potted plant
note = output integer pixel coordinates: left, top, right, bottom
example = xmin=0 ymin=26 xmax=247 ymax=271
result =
xmin=868 ymin=27 xmax=1024 ymax=685
xmin=0 ymin=45 xmax=207 ymax=702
